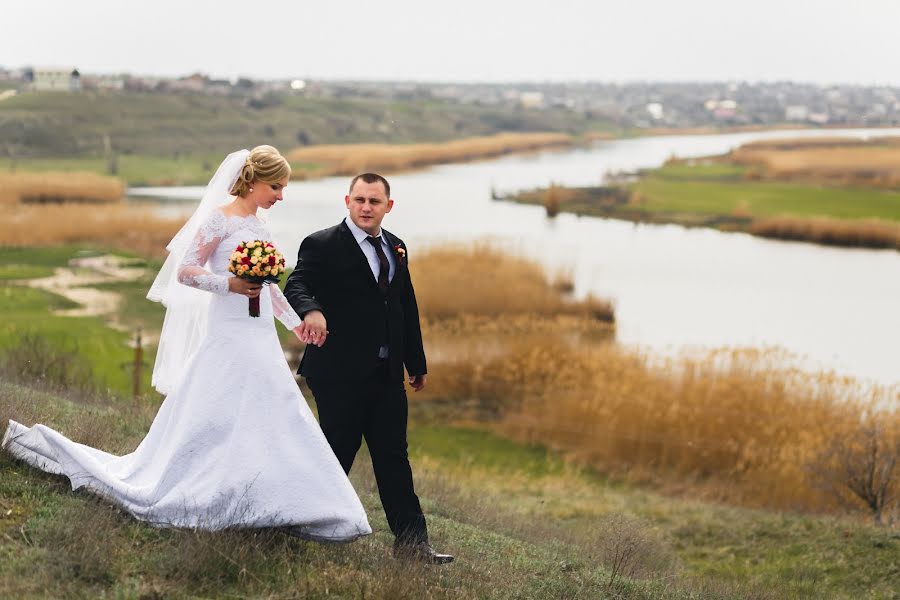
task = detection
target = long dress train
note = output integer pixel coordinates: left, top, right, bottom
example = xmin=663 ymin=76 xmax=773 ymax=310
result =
xmin=2 ymin=211 xmax=371 ymax=541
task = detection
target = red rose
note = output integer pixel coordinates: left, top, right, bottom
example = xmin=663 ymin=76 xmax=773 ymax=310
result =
xmin=241 ymin=257 xmax=251 ymax=265
xmin=268 ymin=255 xmax=276 ymax=265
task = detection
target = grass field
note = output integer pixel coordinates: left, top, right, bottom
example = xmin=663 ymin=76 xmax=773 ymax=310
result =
xmin=0 ymin=247 xmax=160 ymax=396
xmin=1 ymin=242 xmax=898 ymax=598
xmin=3 ymin=154 xmax=227 ymax=187
xmin=635 ymin=164 xmax=900 ymax=221
xmin=0 ymin=90 xmax=614 ymax=162
xmin=508 ymin=161 xmax=900 ymax=249
xmin=2 ymin=381 xmax=898 ymax=599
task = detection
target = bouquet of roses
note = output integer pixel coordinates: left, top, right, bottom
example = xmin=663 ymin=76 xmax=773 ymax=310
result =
xmin=228 ymin=240 xmax=286 ymax=317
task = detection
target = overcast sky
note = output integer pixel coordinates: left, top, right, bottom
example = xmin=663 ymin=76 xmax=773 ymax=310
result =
xmin=4 ymin=0 xmax=899 ymax=86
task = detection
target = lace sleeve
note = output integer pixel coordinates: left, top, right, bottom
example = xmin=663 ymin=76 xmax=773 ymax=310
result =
xmin=270 ymin=284 xmax=302 ymax=330
xmin=177 ymin=211 xmax=231 ymax=295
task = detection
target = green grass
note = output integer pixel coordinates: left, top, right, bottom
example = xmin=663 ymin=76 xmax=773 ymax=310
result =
xmin=2 ymin=245 xmax=898 ymax=597
xmin=2 ymin=379 xmax=897 ymax=599
xmin=5 ymin=153 xmax=227 ymax=186
xmin=0 ymin=286 xmax=141 ymax=395
xmin=1 ymin=90 xmax=614 ymax=184
xmin=408 ymin=426 xmax=900 ymax=599
xmin=635 ymin=174 xmax=900 ymax=221
xmin=650 ymin=163 xmax=748 ymax=181
xmin=0 ymin=246 xmax=157 ymax=397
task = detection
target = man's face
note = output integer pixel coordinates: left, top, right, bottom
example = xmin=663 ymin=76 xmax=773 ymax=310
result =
xmin=345 ymin=179 xmax=393 ymax=235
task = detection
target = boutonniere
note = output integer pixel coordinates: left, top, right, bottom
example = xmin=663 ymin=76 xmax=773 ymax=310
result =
xmin=394 ymin=244 xmax=406 ymax=266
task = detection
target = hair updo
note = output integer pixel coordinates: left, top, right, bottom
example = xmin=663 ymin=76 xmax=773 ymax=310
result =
xmin=229 ymin=145 xmax=292 ymax=197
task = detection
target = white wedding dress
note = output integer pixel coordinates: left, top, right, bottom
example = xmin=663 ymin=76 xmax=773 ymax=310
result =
xmin=2 ymin=211 xmax=371 ymax=541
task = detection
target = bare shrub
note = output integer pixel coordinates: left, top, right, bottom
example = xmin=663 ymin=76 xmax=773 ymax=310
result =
xmin=597 ymin=514 xmax=673 ymax=591
xmin=493 ymin=344 xmax=899 ymax=515
xmin=808 ymin=415 xmax=900 ymax=525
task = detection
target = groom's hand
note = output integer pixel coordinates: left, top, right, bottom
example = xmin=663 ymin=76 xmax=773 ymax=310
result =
xmin=295 ymin=310 xmax=328 ymax=347
xmin=409 ymin=374 xmax=427 ymax=392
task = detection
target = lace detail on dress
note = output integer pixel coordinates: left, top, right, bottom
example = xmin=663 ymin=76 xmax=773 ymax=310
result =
xmin=176 ymin=211 xmax=302 ymax=330
xmin=177 ymin=211 xmax=230 ymax=295
xmin=270 ymin=285 xmax=302 ymax=330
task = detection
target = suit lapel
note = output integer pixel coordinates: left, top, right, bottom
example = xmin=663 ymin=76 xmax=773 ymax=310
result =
xmin=382 ymin=229 xmax=406 ymax=288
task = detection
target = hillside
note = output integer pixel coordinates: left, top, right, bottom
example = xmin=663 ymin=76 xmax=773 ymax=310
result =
xmin=0 ymin=90 xmax=611 ymax=159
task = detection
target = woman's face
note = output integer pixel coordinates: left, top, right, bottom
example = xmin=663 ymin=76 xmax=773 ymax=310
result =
xmin=249 ymin=178 xmax=288 ymax=209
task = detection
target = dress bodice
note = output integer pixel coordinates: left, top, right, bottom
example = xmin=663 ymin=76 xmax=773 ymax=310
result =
xmin=177 ymin=210 xmax=301 ymax=330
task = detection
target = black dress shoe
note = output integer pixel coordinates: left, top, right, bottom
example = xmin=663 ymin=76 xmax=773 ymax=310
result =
xmin=393 ymin=540 xmax=454 ymax=564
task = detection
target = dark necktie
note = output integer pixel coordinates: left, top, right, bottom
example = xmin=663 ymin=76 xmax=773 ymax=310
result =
xmin=366 ymin=236 xmax=390 ymax=293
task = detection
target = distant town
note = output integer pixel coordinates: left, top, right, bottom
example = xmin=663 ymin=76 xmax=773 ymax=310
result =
xmin=2 ymin=65 xmax=900 ymax=130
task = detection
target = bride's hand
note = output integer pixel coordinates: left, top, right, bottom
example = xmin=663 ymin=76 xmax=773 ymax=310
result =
xmin=228 ymin=278 xmax=262 ymax=298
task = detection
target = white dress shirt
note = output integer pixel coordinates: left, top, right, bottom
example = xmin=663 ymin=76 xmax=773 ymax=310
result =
xmin=344 ymin=216 xmax=396 ymax=284
xmin=344 ymin=217 xmax=396 ymax=359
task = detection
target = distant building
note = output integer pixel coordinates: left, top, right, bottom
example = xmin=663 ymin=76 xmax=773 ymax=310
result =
xmin=646 ymin=102 xmax=664 ymax=120
xmin=519 ymin=91 xmax=545 ymax=108
xmin=82 ymin=74 xmax=126 ymax=91
xmin=705 ymin=99 xmax=738 ymax=120
xmin=32 ymin=67 xmax=81 ymax=91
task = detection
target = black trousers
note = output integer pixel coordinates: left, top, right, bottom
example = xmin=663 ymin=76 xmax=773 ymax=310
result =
xmin=306 ymin=367 xmax=428 ymax=544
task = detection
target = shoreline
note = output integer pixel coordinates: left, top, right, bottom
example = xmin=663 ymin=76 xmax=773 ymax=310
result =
xmin=10 ymin=124 xmax=897 ymax=188
xmin=501 ymin=185 xmax=900 ymax=251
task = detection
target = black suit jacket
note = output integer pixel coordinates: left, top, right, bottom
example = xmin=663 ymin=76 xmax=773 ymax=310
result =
xmin=284 ymin=221 xmax=427 ymax=382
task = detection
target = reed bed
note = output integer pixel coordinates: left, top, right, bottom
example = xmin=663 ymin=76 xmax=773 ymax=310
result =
xmin=427 ymin=336 xmax=899 ymax=518
xmin=749 ymin=215 xmax=900 ymax=249
xmin=286 ymin=132 xmax=573 ymax=178
xmin=0 ymin=172 xmax=124 ymax=205
xmin=730 ymin=137 xmax=900 ymax=188
xmin=409 ymin=243 xmax=614 ymax=323
xmin=2 ymin=205 xmax=181 ymax=258
xmin=405 ymin=245 xmax=900 ymax=520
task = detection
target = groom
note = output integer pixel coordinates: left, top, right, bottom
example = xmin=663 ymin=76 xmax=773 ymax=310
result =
xmin=284 ymin=173 xmax=453 ymax=564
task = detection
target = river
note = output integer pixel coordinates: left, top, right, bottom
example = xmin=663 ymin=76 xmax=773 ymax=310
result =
xmin=133 ymin=128 xmax=900 ymax=386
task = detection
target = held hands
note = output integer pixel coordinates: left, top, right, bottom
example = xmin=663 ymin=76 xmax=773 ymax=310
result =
xmin=293 ymin=310 xmax=328 ymax=347
xmin=228 ymin=278 xmax=262 ymax=298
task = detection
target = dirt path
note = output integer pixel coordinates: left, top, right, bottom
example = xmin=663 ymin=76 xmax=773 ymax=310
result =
xmin=24 ymin=255 xmax=155 ymax=343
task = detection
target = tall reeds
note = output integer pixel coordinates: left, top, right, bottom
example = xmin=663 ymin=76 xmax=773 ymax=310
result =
xmin=730 ymin=137 xmax=900 ymax=189
xmin=410 ymin=243 xmax=614 ymax=323
xmin=286 ymin=132 xmax=572 ymax=178
xmin=0 ymin=172 xmax=124 ymax=205
xmin=407 ymin=245 xmax=900 ymax=519
xmin=749 ymin=215 xmax=900 ymax=249
xmin=2 ymin=204 xmax=181 ymax=258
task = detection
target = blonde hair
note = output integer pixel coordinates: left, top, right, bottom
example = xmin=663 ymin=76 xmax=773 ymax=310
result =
xmin=229 ymin=145 xmax=291 ymax=197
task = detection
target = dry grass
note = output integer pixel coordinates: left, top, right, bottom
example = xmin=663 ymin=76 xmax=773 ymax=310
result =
xmin=464 ymin=342 xmax=899 ymax=517
xmin=2 ymin=205 xmax=181 ymax=258
xmin=400 ymin=245 xmax=900 ymax=520
xmin=410 ymin=243 xmax=614 ymax=323
xmin=730 ymin=136 xmax=900 ymax=188
xmin=0 ymin=172 xmax=124 ymax=205
xmin=749 ymin=215 xmax=900 ymax=249
xmin=286 ymin=132 xmax=573 ymax=178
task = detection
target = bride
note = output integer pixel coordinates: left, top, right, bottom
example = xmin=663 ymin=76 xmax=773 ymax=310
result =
xmin=1 ymin=146 xmax=371 ymax=542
